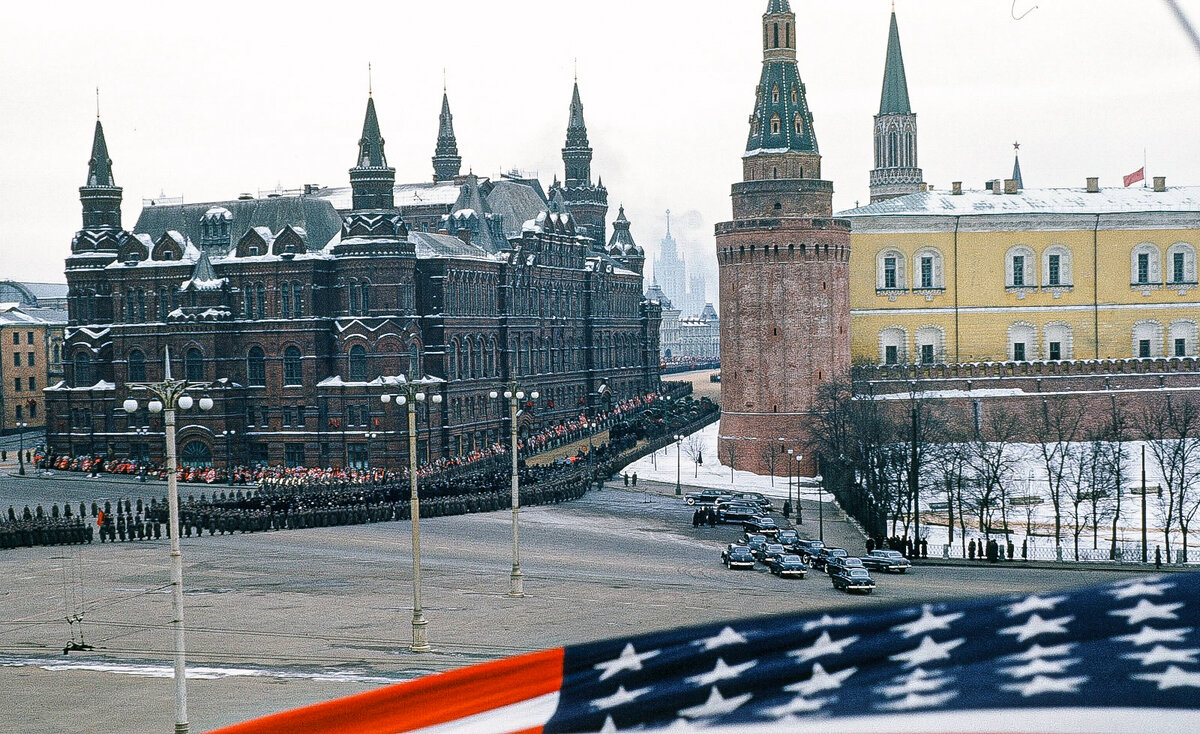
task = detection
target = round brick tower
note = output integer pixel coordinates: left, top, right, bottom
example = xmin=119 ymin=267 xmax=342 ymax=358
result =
xmin=716 ymin=0 xmax=851 ymax=475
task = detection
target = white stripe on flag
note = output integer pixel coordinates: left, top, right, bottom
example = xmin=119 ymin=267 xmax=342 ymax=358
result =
xmin=400 ymin=691 xmax=560 ymax=734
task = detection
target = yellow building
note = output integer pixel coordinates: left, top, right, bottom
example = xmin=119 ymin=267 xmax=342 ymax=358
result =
xmin=0 ymin=304 xmax=67 ymax=434
xmin=839 ymin=177 xmax=1200 ymax=365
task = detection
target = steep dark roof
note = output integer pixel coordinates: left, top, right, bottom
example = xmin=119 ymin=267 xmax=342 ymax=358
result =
xmin=1012 ymin=154 xmax=1024 ymax=189
xmin=879 ymin=11 xmax=912 ymax=115
xmin=766 ymin=0 xmax=792 ymax=13
xmin=133 ymin=196 xmax=343 ymax=255
xmin=356 ymin=97 xmax=388 ymax=168
xmin=486 ymin=180 xmax=549 ymax=237
xmin=409 ymin=231 xmax=492 ymax=260
xmin=87 ymin=119 xmax=116 ymax=187
xmin=565 ymin=82 xmax=589 ymax=149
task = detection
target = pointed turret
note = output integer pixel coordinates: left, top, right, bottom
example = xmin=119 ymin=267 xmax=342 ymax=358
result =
xmin=432 ymin=91 xmax=462 ymax=183
xmin=551 ymin=80 xmax=608 ymax=248
xmin=563 ymin=81 xmax=592 ymax=187
xmin=73 ymin=117 xmax=127 ymax=259
xmin=86 ymin=119 xmax=115 ymax=188
xmin=566 ymin=82 xmax=589 ymax=151
xmin=349 ymin=95 xmax=396 ymax=210
xmin=879 ymin=11 xmax=912 ymax=116
xmin=869 ymin=9 xmax=924 ymax=203
xmin=607 ymin=206 xmax=643 ymax=273
xmin=1012 ymin=148 xmax=1024 ymax=189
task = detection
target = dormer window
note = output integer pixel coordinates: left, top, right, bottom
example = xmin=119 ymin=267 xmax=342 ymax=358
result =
xmin=794 ymin=114 xmax=804 ymax=135
xmin=791 ymin=86 xmax=798 ymax=104
xmin=163 ymin=252 xmax=173 ymax=261
xmin=771 ymin=85 xmax=780 ymax=104
xmin=770 ymin=114 xmax=781 ymax=135
xmin=248 ymin=246 xmax=259 ymax=256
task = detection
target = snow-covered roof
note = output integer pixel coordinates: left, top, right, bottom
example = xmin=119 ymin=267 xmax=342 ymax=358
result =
xmin=838 ymin=185 xmax=1200 ymax=219
xmin=312 ymin=181 xmax=462 ymax=211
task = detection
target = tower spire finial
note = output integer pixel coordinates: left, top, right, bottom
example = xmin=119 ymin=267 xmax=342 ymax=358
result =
xmin=368 ymin=61 xmax=373 ymax=97
xmin=95 ymin=86 xmax=100 ymax=119
xmin=665 ymin=209 xmax=671 ymax=237
xmin=443 ymin=67 xmax=446 ymax=92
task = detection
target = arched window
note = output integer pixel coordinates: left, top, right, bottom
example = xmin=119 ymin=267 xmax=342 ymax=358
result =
xmin=1169 ymin=320 xmax=1198 ymax=357
xmin=474 ymin=336 xmax=483 ymax=378
xmin=1006 ymin=245 xmax=1036 ymax=288
xmin=771 ymin=85 xmax=780 ymax=104
xmin=136 ymin=290 xmax=146 ymax=322
xmin=793 ymin=114 xmax=804 ymax=136
xmin=360 ymin=281 xmax=371 ymax=315
xmin=1131 ymin=243 xmax=1162 ymax=286
xmin=1166 ymin=242 xmax=1197 ymax=285
xmin=876 ymin=249 xmax=907 ymax=290
xmin=914 ymin=326 xmax=944 ymax=365
xmin=185 ymin=348 xmax=204 ymax=382
xmin=73 ymin=352 xmax=92 ymax=386
xmin=125 ymin=289 xmax=135 ymax=322
xmin=1008 ymin=322 xmax=1038 ymax=362
xmin=281 ymin=282 xmax=292 ymax=318
xmin=913 ymin=248 xmax=944 ymax=290
xmin=1043 ymin=322 xmax=1073 ymax=361
xmin=449 ymin=338 xmax=460 ymax=379
xmin=128 ymin=350 xmax=146 ymax=382
xmin=410 ymin=343 xmax=422 ymax=378
xmin=245 ymin=284 xmax=256 ymax=319
xmin=770 ymin=114 xmax=781 ymax=135
xmin=487 ymin=338 xmax=498 ymax=376
xmin=292 ymin=282 xmax=304 ymax=317
xmin=349 ymin=283 xmax=360 ymax=315
xmin=283 ymin=346 xmax=302 ymax=385
xmin=461 ymin=340 xmax=471 ymax=379
xmin=1133 ymin=321 xmax=1164 ymax=358
xmin=180 ymin=441 xmax=212 ymax=468
xmin=256 ymin=284 xmax=266 ymax=318
xmin=879 ymin=327 xmax=908 ymax=365
xmin=159 ymin=287 xmax=169 ymax=321
xmin=773 ymin=22 xmax=780 ymax=48
xmin=349 ymin=345 xmax=367 ymax=382
xmin=1042 ymin=245 xmax=1073 ymax=287
xmin=247 ymin=347 xmax=266 ymax=386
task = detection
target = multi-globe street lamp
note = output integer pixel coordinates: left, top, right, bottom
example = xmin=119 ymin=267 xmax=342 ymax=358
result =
xmin=815 ymin=472 xmax=825 ymax=542
xmin=489 ymin=382 xmax=539 ymax=598
xmin=380 ymin=375 xmax=443 ymax=653
xmin=794 ymin=453 xmax=804 ymax=523
xmin=674 ymin=434 xmax=684 ymax=495
xmin=122 ymin=349 xmax=213 ymax=734
xmin=221 ymin=429 xmax=237 ymax=484
xmin=785 ymin=448 xmax=794 ymax=518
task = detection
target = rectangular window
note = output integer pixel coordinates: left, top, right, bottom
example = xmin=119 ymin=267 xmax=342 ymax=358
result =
xmin=246 ymin=407 xmax=256 ymax=426
xmin=282 ymin=407 xmax=293 ymax=427
xmin=1013 ymin=342 xmax=1027 ymax=361
xmin=1012 ymin=256 xmax=1025 ymax=287
xmin=12 ymin=332 xmax=19 ymax=345
xmin=285 ymin=443 xmax=305 ymax=468
xmin=347 ymin=405 xmax=358 ymax=427
xmin=26 ymin=332 xmax=33 ymax=345
xmin=15 ymin=405 xmax=22 ymax=420
xmin=296 ymin=405 xmax=306 ymax=427
xmin=12 ymin=352 xmax=19 ymax=367
xmin=1049 ymin=341 xmax=1062 ymax=361
xmin=29 ymin=403 xmax=37 ymax=418
xmin=1176 ymin=338 xmax=1188 ymax=357
xmin=14 ymin=377 xmax=20 ymax=392
xmin=1174 ymin=252 xmax=1186 ymax=283
xmin=1140 ymin=339 xmax=1152 ymax=358
xmin=1048 ymin=255 xmax=1061 ymax=286
xmin=885 ymin=345 xmax=899 ymax=365
xmin=1138 ymin=253 xmax=1150 ymax=284
xmin=920 ymin=344 xmax=934 ymax=364
xmin=347 ymin=443 xmax=368 ymax=470
xmin=920 ymin=257 xmax=933 ymax=289
xmin=27 ymin=351 xmax=34 ymax=366
xmin=884 ymin=257 xmax=897 ymax=289
xmin=28 ymin=377 xmax=34 ymax=391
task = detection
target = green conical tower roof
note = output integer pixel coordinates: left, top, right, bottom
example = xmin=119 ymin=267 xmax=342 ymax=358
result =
xmin=565 ymin=81 xmax=589 ymax=148
xmin=356 ymin=96 xmax=388 ymax=168
xmin=86 ymin=119 xmax=115 ymax=187
xmin=766 ymin=0 xmax=791 ymax=13
xmin=879 ymin=11 xmax=912 ymax=115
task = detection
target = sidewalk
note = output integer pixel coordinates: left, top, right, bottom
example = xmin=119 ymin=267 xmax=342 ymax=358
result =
xmin=910 ymin=556 xmax=1193 ymax=574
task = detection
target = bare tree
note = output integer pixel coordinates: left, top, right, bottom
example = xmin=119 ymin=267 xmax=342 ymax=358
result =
xmin=1102 ymin=398 xmax=1131 ymax=559
xmin=760 ymin=443 xmax=780 ymax=486
xmin=1028 ymin=396 xmax=1085 ymax=552
xmin=682 ymin=434 xmax=704 ymax=478
xmin=1138 ymin=395 xmax=1200 ymax=559
xmin=723 ymin=441 xmax=738 ymax=483
xmin=931 ymin=436 xmax=972 ymax=556
xmin=967 ymin=406 xmax=1022 ymax=541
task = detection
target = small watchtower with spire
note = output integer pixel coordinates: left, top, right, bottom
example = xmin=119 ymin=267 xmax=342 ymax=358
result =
xmin=869 ymin=6 xmax=924 ymax=203
xmin=432 ymin=85 xmax=463 ymax=183
xmin=548 ymin=79 xmax=609 ymax=249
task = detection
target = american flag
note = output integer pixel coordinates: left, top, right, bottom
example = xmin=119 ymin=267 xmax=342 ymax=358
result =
xmin=212 ymin=573 xmax=1200 ymax=734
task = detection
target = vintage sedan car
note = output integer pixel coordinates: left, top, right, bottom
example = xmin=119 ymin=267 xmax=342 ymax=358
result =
xmin=718 ymin=504 xmax=761 ymax=523
xmin=742 ymin=515 xmax=780 ymax=536
xmin=724 ymin=546 xmax=756 ymax=570
xmin=721 ymin=543 xmax=749 ymax=565
xmin=743 ymin=534 xmax=769 ymax=554
xmin=811 ymin=547 xmax=847 ymax=572
xmin=794 ymin=539 xmax=825 ymax=562
xmin=831 ymin=566 xmax=876 ymax=594
xmin=775 ymin=529 xmax=800 ymax=548
xmin=861 ymin=549 xmax=912 ymax=573
xmin=767 ymin=554 xmax=808 ymax=578
xmin=686 ymin=490 xmax=733 ymax=506
xmin=755 ymin=543 xmax=788 ymax=563
xmin=726 ymin=492 xmax=773 ymax=511
xmin=826 ymin=556 xmax=865 ymax=576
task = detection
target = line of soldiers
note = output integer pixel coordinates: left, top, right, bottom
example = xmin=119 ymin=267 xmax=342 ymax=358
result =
xmin=2 ymin=504 xmax=94 ymax=548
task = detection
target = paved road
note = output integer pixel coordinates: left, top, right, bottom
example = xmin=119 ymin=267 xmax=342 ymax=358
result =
xmin=0 ymin=478 xmax=1156 ymax=733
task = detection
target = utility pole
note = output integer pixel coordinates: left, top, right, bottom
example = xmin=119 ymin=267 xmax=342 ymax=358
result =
xmin=910 ymin=401 xmax=920 ymax=544
xmin=1142 ymin=444 xmax=1148 ymax=564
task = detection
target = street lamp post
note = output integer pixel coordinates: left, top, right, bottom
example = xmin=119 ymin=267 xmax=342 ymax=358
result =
xmin=815 ymin=472 xmax=825 ymax=542
xmin=490 ymin=382 xmax=539 ymax=598
xmin=221 ymin=429 xmax=237 ymax=484
xmin=785 ymin=448 xmax=793 ymax=518
xmin=380 ymin=375 xmax=443 ymax=652
xmin=122 ymin=350 xmax=213 ymax=734
xmin=795 ymin=454 xmax=803 ymax=524
xmin=16 ymin=421 xmax=28 ymax=475
xmin=674 ymin=434 xmax=684 ymax=495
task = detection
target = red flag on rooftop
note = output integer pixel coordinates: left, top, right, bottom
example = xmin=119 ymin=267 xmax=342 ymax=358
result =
xmin=1123 ymin=167 xmax=1145 ymax=187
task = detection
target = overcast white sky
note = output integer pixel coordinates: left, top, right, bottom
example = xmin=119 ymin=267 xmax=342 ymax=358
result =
xmin=1 ymin=1 xmax=1198 ymax=296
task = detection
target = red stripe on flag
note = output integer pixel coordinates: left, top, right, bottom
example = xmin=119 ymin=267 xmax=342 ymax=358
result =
xmin=209 ymin=648 xmax=565 ymax=734
xmin=1123 ymin=167 xmax=1144 ymax=187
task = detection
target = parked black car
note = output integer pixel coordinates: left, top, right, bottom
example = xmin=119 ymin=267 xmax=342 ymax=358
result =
xmin=861 ymin=550 xmax=912 ymax=574
xmin=775 ymin=529 xmax=799 ymax=548
xmin=686 ymin=490 xmax=733 ymax=506
xmin=767 ymin=554 xmax=808 ymax=578
xmin=721 ymin=543 xmax=748 ymax=565
xmin=719 ymin=504 xmax=762 ymax=523
xmin=743 ymin=534 xmax=769 ymax=554
xmin=812 ymin=547 xmax=847 ymax=572
xmin=831 ymin=566 xmax=876 ymax=594
xmin=724 ymin=546 xmax=756 ymax=570
xmin=725 ymin=492 xmax=773 ymax=511
xmin=755 ymin=543 xmax=787 ymax=563
xmin=742 ymin=515 xmax=780 ymax=536
xmin=794 ymin=539 xmax=825 ymax=562
xmin=825 ymin=556 xmax=865 ymax=576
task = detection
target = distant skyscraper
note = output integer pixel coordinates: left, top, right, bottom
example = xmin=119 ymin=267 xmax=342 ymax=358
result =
xmin=652 ymin=210 xmax=688 ymax=311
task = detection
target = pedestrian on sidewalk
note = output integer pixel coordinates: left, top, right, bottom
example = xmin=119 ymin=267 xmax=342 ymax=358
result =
xmin=623 ymin=473 xmax=629 ymax=487
xmin=968 ymin=539 xmax=976 ymax=560
xmin=631 ymin=473 xmax=637 ymax=487
xmin=1156 ymin=545 xmax=1162 ymax=570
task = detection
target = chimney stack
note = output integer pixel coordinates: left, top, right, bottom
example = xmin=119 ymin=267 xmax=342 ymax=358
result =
xmin=1086 ymin=177 xmax=1100 ymax=193
xmin=951 ymin=181 xmax=963 ymax=195
xmin=456 ymin=229 xmax=472 ymax=245
xmin=1004 ymin=179 xmax=1019 ymax=194
xmin=992 ymin=179 xmax=1003 ymax=195
xmin=1153 ymin=176 xmax=1166 ymax=193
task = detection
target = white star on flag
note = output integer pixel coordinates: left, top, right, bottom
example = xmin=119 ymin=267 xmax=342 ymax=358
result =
xmin=599 ymin=715 xmax=618 ymax=733
xmin=879 ymin=690 xmax=958 ymax=711
xmin=1002 ymin=674 xmax=1089 ymax=697
xmin=677 ymin=686 xmax=753 ymax=719
xmin=591 ymin=685 xmax=652 ymax=710
xmin=1000 ymin=656 xmax=1080 ymax=678
xmin=878 ymin=668 xmax=953 ymax=697
xmin=762 ymin=694 xmax=832 ymax=718
xmin=694 ymin=626 xmax=747 ymax=651
xmin=1134 ymin=665 xmax=1200 ymax=690
xmin=1000 ymin=614 xmax=1074 ymax=643
xmin=788 ymin=631 xmax=859 ymax=663
xmin=685 ymin=657 xmax=756 ymax=686
xmin=802 ymin=614 xmax=853 ymax=633
xmin=1125 ymin=645 xmax=1200 ymax=666
xmin=1007 ymin=643 xmax=1076 ymax=661
xmin=1109 ymin=599 xmax=1184 ymax=625
xmin=784 ymin=663 xmax=857 ymax=697
xmin=1108 ymin=580 xmax=1174 ymax=600
xmin=891 ymin=605 xmax=964 ymax=638
xmin=1115 ymin=626 xmax=1193 ymax=646
xmin=594 ymin=643 xmax=660 ymax=681
xmin=890 ymin=636 xmax=965 ymax=668
xmin=1005 ymin=595 xmax=1068 ymax=617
